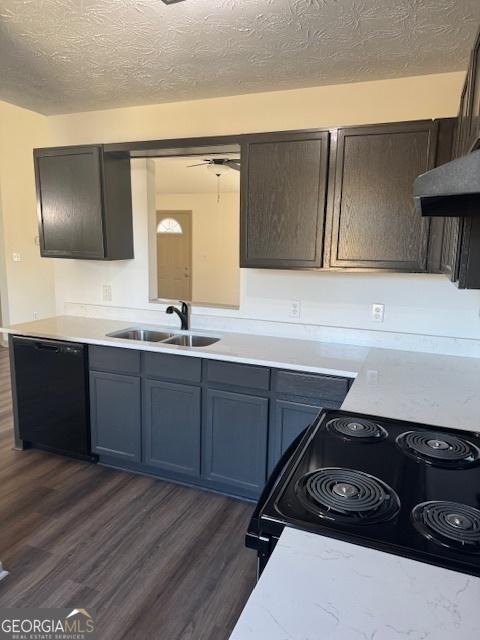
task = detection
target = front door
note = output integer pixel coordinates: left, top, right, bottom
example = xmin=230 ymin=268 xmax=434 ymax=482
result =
xmin=156 ymin=211 xmax=192 ymax=300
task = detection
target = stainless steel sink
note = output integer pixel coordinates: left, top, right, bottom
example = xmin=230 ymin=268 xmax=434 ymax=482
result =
xmin=164 ymin=335 xmax=220 ymax=348
xmin=106 ymin=328 xmax=176 ymax=342
xmin=106 ymin=327 xmax=220 ymax=347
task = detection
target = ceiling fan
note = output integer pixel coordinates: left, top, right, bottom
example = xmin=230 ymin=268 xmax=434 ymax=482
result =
xmin=187 ymin=158 xmax=241 ymax=174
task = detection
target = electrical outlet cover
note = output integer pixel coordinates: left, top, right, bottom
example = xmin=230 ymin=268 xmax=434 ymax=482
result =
xmin=289 ymin=301 xmax=301 ymax=318
xmin=102 ymin=284 xmax=112 ymax=302
xmin=371 ymin=303 xmax=385 ymax=322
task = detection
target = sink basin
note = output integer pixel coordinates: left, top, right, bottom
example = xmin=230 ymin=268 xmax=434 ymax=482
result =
xmin=106 ymin=328 xmax=220 ymax=348
xmin=164 ymin=335 xmax=220 ymax=348
xmin=107 ymin=328 xmax=176 ymax=342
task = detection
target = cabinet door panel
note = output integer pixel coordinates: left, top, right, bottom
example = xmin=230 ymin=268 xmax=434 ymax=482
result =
xmin=241 ymin=132 xmax=329 ymax=268
xmin=35 ymin=146 xmax=105 ymax=258
xmin=90 ymin=371 xmax=141 ymax=461
xmin=269 ymin=399 xmax=321 ymax=470
xmin=329 ymin=122 xmax=437 ymax=271
xmin=143 ymin=379 xmax=201 ymax=477
xmin=204 ymin=388 xmax=268 ymax=498
xmin=469 ymin=33 xmax=480 ymax=150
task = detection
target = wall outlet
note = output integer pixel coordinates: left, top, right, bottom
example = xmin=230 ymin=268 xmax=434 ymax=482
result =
xmin=33 ymin=311 xmax=39 ymax=320
xmin=12 ymin=252 xmax=21 ymax=262
xmin=102 ymin=284 xmax=112 ymax=302
xmin=289 ymin=300 xmax=301 ymax=319
xmin=371 ymin=303 xmax=385 ymax=322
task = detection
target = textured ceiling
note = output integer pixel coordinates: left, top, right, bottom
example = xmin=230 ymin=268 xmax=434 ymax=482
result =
xmin=155 ymin=155 xmax=240 ymax=194
xmin=0 ymin=0 xmax=479 ymax=115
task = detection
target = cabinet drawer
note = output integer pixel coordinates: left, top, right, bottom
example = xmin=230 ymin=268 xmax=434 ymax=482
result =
xmin=89 ymin=345 xmax=140 ymax=374
xmin=206 ymin=360 xmax=270 ymax=391
xmin=274 ymin=370 xmax=349 ymax=402
xmin=143 ymin=352 xmax=201 ymax=383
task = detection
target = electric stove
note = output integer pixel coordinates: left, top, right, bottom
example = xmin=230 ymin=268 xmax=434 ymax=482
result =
xmin=246 ymin=409 xmax=480 ymax=578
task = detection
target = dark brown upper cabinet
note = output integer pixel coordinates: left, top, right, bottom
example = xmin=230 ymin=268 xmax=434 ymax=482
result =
xmin=425 ymin=118 xmax=456 ymax=276
xmin=240 ymin=131 xmax=329 ymax=269
xmin=468 ymin=31 xmax=480 ymax=151
xmin=434 ymin=28 xmax=480 ymax=290
xmin=34 ymin=145 xmax=134 ymax=260
xmin=326 ymin=121 xmax=438 ymax=272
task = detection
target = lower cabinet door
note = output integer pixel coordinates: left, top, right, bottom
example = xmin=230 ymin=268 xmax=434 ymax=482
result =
xmin=204 ymin=388 xmax=269 ymax=499
xmin=143 ymin=378 xmax=201 ymax=477
xmin=269 ymin=399 xmax=322 ymax=472
xmin=90 ymin=371 xmax=141 ymax=462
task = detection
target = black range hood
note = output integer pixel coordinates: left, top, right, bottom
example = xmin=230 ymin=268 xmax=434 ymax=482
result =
xmin=413 ymin=149 xmax=480 ymax=217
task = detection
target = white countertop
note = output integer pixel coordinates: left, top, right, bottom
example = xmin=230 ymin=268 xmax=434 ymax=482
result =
xmin=3 ymin=315 xmax=480 ymax=432
xmin=230 ymin=528 xmax=480 ymax=640
xmin=4 ymin=314 xmax=480 ymax=639
xmin=1 ymin=315 xmax=367 ymax=378
xmin=343 ymin=347 xmax=480 ymax=432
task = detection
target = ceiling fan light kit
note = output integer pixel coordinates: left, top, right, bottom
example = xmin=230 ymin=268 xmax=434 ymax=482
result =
xmin=207 ymin=163 xmax=229 ymax=176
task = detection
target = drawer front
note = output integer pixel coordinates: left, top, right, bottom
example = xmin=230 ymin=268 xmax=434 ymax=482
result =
xmin=143 ymin=351 xmax=202 ymax=383
xmin=274 ymin=370 xmax=350 ymax=402
xmin=206 ymin=360 xmax=270 ymax=391
xmin=89 ymin=345 xmax=141 ymax=375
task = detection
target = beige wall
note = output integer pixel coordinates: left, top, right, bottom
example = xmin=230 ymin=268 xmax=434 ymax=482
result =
xmin=0 ymin=100 xmax=55 ymax=326
xmin=47 ymin=72 xmax=465 ymax=145
xmin=157 ymin=193 xmax=240 ymax=307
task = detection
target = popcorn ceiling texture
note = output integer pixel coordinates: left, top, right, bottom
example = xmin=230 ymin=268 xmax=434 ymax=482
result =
xmin=0 ymin=0 xmax=479 ymax=115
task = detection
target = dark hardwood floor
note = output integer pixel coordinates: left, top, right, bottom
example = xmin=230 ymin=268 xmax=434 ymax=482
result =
xmin=0 ymin=347 xmax=256 ymax=639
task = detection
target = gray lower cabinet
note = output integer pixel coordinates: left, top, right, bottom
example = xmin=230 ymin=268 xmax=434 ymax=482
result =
xmin=90 ymin=370 xmax=141 ymax=462
xmin=203 ymin=388 xmax=269 ymax=499
xmin=88 ymin=345 xmax=350 ymax=501
xmin=269 ymin=399 xmax=322 ymax=469
xmin=143 ymin=378 xmax=201 ymax=477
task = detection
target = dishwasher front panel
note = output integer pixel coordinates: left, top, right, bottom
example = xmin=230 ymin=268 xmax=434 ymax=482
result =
xmin=12 ymin=336 xmax=92 ymax=458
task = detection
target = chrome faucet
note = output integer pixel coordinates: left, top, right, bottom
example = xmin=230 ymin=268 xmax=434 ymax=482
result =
xmin=166 ymin=301 xmax=190 ymax=331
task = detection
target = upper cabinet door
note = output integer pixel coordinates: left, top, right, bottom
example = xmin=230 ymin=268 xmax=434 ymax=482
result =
xmin=240 ymin=131 xmax=329 ymax=269
xmin=469 ymin=32 xmax=480 ymax=151
xmin=327 ymin=122 xmax=438 ymax=272
xmin=35 ymin=146 xmax=105 ymax=259
xmin=34 ymin=146 xmax=133 ymax=260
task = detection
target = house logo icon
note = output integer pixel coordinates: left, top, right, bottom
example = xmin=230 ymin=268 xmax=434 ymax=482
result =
xmin=66 ymin=609 xmax=93 ymax=620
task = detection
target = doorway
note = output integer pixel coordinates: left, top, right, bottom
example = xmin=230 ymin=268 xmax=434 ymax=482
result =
xmin=156 ymin=210 xmax=192 ymax=300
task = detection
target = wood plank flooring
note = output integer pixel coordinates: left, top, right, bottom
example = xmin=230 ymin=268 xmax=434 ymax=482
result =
xmin=0 ymin=347 xmax=256 ymax=639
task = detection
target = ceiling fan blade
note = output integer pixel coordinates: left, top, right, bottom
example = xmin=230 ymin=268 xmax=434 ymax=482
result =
xmin=186 ymin=163 xmax=207 ymax=168
xmin=225 ymin=160 xmax=241 ymax=171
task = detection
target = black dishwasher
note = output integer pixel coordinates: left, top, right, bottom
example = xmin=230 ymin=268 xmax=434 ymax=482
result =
xmin=11 ymin=335 xmax=95 ymax=461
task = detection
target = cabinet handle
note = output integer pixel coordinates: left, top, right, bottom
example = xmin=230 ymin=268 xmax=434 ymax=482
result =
xmin=34 ymin=343 xmax=60 ymax=352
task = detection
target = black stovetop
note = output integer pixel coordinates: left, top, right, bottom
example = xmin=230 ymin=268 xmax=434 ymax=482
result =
xmin=259 ymin=409 xmax=480 ymax=577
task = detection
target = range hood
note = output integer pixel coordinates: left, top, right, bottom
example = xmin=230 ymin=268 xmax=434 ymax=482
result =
xmin=413 ymin=149 xmax=480 ymax=217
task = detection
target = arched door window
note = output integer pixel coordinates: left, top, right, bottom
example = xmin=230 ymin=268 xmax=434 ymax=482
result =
xmin=157 ymin=217 xmax=183 ymax=234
